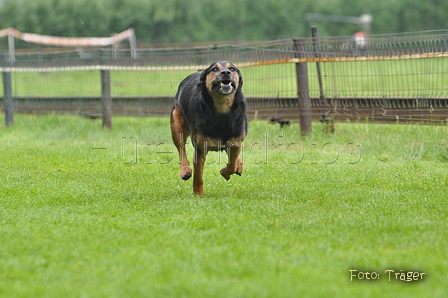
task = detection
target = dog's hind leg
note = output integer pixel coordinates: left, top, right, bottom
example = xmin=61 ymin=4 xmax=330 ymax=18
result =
xmin=170 ymin=105 xmax=192 ymax=180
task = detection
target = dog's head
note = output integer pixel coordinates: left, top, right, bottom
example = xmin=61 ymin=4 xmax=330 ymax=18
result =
xmin=197 ymin=61 xmax=242 ymax=95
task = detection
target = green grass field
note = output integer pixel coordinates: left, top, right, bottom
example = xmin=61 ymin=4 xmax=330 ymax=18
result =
xmin=1 ymin=114 xmax=447 ymax=297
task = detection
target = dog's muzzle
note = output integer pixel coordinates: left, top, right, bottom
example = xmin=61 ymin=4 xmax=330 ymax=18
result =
xmin=213 ymin=71 xmax=236 ymax=95
xmin=218 ymin=80 xmax=235 ymax=94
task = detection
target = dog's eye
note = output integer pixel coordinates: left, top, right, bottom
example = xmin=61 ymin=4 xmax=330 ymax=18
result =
xmin=212 ymin=67 xmax=219 ymax=72
xmin=229 ymin=67 xmax=236 ymax=72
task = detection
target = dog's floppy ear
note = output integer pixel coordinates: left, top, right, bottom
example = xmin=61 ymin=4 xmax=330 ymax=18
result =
xmin=196 ymin=70 xmax=206 ymax=91
xmin=236 ymin=67 xmax=243 ymax=90
xmin=196 ymin=63 xmax=215 ymax=91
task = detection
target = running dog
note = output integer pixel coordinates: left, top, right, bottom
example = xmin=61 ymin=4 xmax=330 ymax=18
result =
xmin=170 ymin=61 xmax=248 ymax=195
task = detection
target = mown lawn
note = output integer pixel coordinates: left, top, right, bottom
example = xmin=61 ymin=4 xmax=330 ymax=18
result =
xmin=0 ymin=114 xmax=447 ymax=297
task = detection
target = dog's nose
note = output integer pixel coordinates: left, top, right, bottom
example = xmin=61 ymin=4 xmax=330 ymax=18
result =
xmin=221 ymin=69 xmax=231 ymax=76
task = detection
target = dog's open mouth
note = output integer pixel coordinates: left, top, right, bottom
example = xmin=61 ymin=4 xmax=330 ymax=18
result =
xmin=217 ymin=80 xmax=235 ymax=94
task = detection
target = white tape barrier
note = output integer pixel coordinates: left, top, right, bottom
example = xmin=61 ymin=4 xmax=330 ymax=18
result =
xmin=0 ymin=27 xmax=134 ymax=47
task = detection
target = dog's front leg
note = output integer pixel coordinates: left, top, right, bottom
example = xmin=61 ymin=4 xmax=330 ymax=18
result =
xmin=220 ymin=144 xmax=243 ymax=181
xmin=193 ymin=147 xmax=207 ymax=195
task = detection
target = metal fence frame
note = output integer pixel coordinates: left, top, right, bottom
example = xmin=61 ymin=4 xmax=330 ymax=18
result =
xmin=2 ymin=29 xmax=448 ymax=129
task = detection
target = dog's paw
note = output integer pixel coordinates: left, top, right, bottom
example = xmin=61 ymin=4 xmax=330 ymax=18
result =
xmin=235 ymin=157 xmax=243 ymax=176
xmin=220 ymin=168 xmax=232 ymax=181
xmin=180 ymin=167 xmax=192 ymax=180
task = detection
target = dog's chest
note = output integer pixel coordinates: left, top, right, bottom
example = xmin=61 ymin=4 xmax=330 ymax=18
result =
xmin=197 ymin=112 xmax=245 ymax=143
xmin=211 ymin=94 xmax=234 ymax=113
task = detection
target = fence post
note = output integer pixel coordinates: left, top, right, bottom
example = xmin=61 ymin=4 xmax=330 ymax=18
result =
xmin=101 ymin=69 xmax=112 ymax=128
xmin=100 ymin=50 xmax=112 ymax=128
xmin=2 ymin=52 xmax=14 ymax=127
xmin=293 ymin=38 xmax=311 ymax=136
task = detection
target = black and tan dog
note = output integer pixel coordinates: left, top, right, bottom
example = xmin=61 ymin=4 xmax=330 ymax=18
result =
xmin=170 ymin=61 xmax=248 ymax=195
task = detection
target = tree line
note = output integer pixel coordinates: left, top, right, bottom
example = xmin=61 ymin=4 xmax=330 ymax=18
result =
xmin=0 ymin=0 xmax=447 ymax=48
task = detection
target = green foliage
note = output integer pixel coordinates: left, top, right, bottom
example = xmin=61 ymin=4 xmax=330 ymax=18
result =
xmin=0 ymin=115 xmax=447 ymax=297
xmin=0 ymin=0 xmax=447 ymax=46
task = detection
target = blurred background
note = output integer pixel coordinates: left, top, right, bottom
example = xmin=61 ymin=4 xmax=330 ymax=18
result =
xmin=0 ymin=0 xmax=447 ymax=48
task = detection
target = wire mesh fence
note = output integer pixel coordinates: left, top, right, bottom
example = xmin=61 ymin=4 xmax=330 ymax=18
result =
xmin=1 ymin=29 xmax=448 ymax=124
